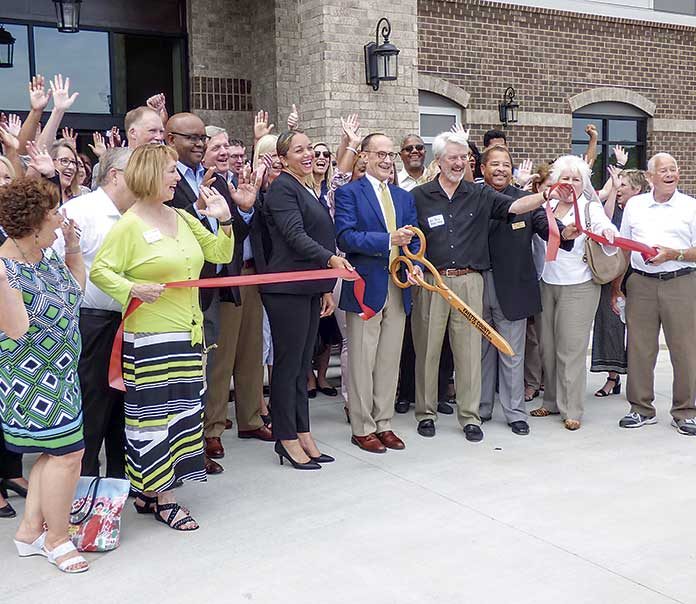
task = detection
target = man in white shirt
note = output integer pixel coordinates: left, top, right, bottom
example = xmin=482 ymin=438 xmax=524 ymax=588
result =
xmin=54 ymin=148 xmax=134 ymax=476
xmin=613 ymin=153 xmax=696 ymax=435
xmin=397 ymin=134 xmax=427 ymax=192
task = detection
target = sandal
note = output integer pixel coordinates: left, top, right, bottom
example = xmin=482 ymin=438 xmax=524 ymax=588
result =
xmin=564 ymin=419 xmax=581 ymax=431
xmin=524 ymin=388 xmax=540 ymax=402
xmin=155 ymin=502 xmax=199 ymax=531
xmin=530 ymin=407 xmax=559 ymax=417
xmin=14 ymin=531 xmax=47 ymax=557
xmin=44 ymin=540 xmax=89 ymax=574
xmin=594 ymin=375 xmax=621 ymax=397
xmin=133 ymin=494 xmax=157 ymax=515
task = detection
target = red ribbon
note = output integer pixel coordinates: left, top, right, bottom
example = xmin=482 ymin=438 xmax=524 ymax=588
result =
xmin=544 ymin=184 xmax=658 ymax=262
xmin=108 ymin=268 xmax=373 ymax=391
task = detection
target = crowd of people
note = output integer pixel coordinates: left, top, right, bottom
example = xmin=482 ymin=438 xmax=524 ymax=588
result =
xmin=1 ymin=72 xmax=695 ymax=574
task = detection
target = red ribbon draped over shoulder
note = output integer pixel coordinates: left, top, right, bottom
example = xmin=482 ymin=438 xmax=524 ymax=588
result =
xmin=108 ymin=268 xmax=373 ymax=391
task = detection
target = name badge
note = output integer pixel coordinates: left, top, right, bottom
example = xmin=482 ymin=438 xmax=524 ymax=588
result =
xmin=428 ymin=214 xmax=445 ymax=228
xmin=511 ymin=221 xmax=526 ymax=231
xmin=143 ymin=229 xmax=163 ymax=244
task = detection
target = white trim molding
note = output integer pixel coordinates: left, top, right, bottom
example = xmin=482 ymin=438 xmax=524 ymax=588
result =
xmin=568 ymin=88 xmax=656 ymax=116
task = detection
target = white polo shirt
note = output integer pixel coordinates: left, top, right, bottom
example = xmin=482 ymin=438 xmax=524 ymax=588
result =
xmin=619 ymin=189 xmax=696 ymax=273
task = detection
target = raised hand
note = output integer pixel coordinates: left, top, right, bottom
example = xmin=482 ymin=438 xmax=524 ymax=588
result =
xmin=59 ymin=212 xmax=81 ymax=250
xmin=29 ymin=75 xmax=51 ymax=112
xmin=549 ymin=183 xmax=575 ymax=203
xmin=228 ymin=165 xmax=259 ymax=211
xmin=612 ymin=144 xmax=629 ymax=167
xmin=450 ymin=122 xmax=470 ymax=141
xmin=198 ymin=186 xmax=232 ymax=221
xmin=88 ymin=132 xmax=107 ymax=157
xmin=287 ymin=104 xmax=299 ymax=130
xmin=607 ymin=164 xmax=622 ymax=189
xmin=146 ymin=93 xmax=166 ymax=114
xmin=0 ymin=126 xmax=19 ymax=153
xmin=585 ymin=123 xmax=598 ymax=140
xmin=26 ymin=141 xmax=55 ymax=177
xmin=107 ymin=126 xmax=122 ymax=149
xmin=516 ymin=158 xmax=534 ymax=187
xmin=340 ymin=114 xmax=361 ymax=147
xmin=254 ymin=110 xmax=274 ymax=141
xmin=61 ymin=127 xmax=78 ymax=148
xmin=6 ymin=114 xmax=21 ymax=138
xmin=50 ymin=74 xmax=79 ymax=112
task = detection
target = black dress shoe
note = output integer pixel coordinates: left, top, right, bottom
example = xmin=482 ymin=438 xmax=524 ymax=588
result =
xmin=394 ymin=400 xmax=411 ymax=414
xmin=318 ymin=386 xmax=338 ymax=397
xmin=509 ymin=420 xmax=530 ymax=435
xmin=308 ymin=389 xmax=317 ymax=399
xmin=437 ymin=401 xmax=454 ymax=415
xmin=463 ymin=424 xmax=484 ymax=442
xmin=417 ymin=419 xmax=436 ymax=437
xmin=0 ymin=502 xmax=16 ymax=518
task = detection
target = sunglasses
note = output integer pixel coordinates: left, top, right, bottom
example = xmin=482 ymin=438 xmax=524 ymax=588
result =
xmin=402 ymin=144 xmax=425 ymax=153
xmin=314 ymin=150 xmax=331 ymax=159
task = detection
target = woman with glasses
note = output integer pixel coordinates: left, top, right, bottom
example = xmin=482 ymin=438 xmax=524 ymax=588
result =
xmin=50 ymin=140 xmax=81 ymax=202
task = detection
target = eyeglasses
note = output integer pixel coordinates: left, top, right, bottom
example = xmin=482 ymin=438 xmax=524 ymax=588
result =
xmin=401 ymin=144 xmax=425 ymax=154
xmin=366 ymin=151 xmax=398 ymax=161
xmin=169 ymin=131 xmax=210 ymax=145
xmin=314 ymin=150 xmax=331 ymax=159
xmin=55 ymin=157 xmax=77 ymax=168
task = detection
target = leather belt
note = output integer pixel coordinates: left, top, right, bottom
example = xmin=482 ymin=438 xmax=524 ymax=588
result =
xmin=633 ymin=267 xmax=696 ymax=281
xmin=80 ymin=307 xmax=122 ymax=319
xmin=242 ymin=259 xmax=255 ymax=269
xmin=438 ymin=268 xmax=479 ymax=277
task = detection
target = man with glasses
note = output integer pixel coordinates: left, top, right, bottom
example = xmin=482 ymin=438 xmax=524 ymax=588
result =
xmin=334 ymin=133 xmax=421 ymax=454
xmin=613 ymin=153 xmax=696 ymax=436
xmin=398 ymin=134 xmax=427 ymax=192
xmin=167 ymin=113 xmax=271 ymax=475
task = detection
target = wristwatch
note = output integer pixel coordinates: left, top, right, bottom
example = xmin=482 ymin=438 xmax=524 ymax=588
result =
xmin=219 ymin=216 xmax=234 ymax=226
xmin=676 ymin=249 xmax=686 ymax=262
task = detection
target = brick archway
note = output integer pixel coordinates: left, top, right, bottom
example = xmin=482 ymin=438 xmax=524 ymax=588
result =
xmin=568 ymin=88 xmax=656 ymax=116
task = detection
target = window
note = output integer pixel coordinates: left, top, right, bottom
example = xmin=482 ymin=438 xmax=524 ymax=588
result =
xmin=571 ymin=102 xmax=647 ymax=190
xmin=0 ymin=24 xmax=30 ymax=111
xmin=419 ymin=91 xmax=462 ymax=163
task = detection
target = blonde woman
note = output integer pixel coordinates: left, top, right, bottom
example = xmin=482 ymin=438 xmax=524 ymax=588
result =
xmin=90 ymin=144 xmax=234 ymax=530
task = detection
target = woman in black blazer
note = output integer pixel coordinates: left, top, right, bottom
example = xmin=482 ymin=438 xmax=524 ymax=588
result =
xmin=261 ymin=131 xmax=353 ymax=469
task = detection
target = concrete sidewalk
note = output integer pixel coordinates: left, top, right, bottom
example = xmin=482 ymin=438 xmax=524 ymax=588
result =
xmin=1 ymin=350 xmax=694 ymax=604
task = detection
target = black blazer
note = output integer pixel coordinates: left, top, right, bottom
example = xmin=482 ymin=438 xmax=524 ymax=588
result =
xmin=260 ymin=171 xmax=336 ymax=295
xmin=169 ymin=169 xmax=250 ymax=310
xmin=487 ymin=184 xmax=573 ymax=321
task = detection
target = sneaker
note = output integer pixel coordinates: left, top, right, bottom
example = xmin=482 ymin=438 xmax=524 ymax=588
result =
xmin=619 ymin=412 xmax=657 ymax=429
xmin=671 ymin=417 xmax=696 ymax=436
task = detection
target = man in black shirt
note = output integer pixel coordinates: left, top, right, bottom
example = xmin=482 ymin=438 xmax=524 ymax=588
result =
xmin=478 ymin=146 xmax=575 ymax=436
xmin=411 ymin=131 xmax=571 ymax=442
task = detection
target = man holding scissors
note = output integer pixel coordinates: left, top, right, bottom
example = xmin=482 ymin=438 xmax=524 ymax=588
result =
xmin=411 ymin=130 xmax=571 ymax=442
xmin=334 ymin=133 xmax=422 ymax=454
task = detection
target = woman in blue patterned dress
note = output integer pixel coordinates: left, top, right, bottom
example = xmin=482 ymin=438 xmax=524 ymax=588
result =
xmin=0 ymin=177 xmax=89 ymax=573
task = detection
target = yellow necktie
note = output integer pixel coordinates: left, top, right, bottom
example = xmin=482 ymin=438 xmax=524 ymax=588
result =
xmin=379 ymin=182 xmax=398 ymax=263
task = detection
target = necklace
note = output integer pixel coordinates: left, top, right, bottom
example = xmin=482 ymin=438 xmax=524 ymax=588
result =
xmin=10 ymin=238 xmax=42 ymax=265
xmin=10 ymin=238 xmax=73 ymax=294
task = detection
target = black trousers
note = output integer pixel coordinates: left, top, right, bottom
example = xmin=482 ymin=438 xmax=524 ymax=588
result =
xmin=262 ymin=293 xmax=321 ymax=440
xmin=399 ymin=316 xmax=454 ymax=403
xmin=0 ymin=429 xmax=22 ymax=479
xmin=78 ymin=311 xmax=126 ymax=478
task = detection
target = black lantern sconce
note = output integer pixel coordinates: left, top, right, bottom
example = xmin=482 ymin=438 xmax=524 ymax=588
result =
xmin=54 ymin=0 xmax=83 ymax=33
xmin=498 ymin=86 xmax=519 ymax=127
xmin=364 ymin=17 xmax=400 ymax=91
xmin=0 ymin=25 xmax=16 ymax=69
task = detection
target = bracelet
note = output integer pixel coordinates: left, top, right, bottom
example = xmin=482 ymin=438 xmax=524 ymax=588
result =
xmin=219 ymin=216 xmax=234 ymax=226
xmin=346 ymin=147 xmax=358 ymax=155
xmin=615 ymin=162 xmax=626 ymax=170
xmin=542 ymin=188 xmax=551 ymax=201
xmin=65 ymin=247 xmax=81 ymax=254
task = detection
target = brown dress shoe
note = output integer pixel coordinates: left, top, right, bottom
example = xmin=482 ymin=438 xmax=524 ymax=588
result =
xmin=205 ymin=437 xmax=225 ymax=459
xmin=204 ymin=456 xmax=224 ymax=474
xmin=225 ymin=419 xmax=233 ymax=430
xmin=238 ymin=425 xmax=274 ymax=441
xmin=351 ymin=433 xmax=387 ymax=454
xmin=376 ymin=430 xmax=405 ymax=450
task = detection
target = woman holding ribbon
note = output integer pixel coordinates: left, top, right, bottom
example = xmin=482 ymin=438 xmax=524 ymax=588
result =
xmin=530 ymin=155 xmax=619 ymax=430
xmin=90 ymin=144 xmax=233 ymax=530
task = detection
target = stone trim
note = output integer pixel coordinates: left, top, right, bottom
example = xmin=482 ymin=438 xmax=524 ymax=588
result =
xmin=467 ymin=109 xmax=571 ymax=129
xmin=418 ymin=73 xmax=470 ymax=108
xmin=651 ymin=119 xmax=696 ymax=133
xmin=568 ymin=87 xmax=656 ymax=116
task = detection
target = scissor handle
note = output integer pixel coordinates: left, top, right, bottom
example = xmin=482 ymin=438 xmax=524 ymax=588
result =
xmin=389 ymin=256 xmax=440 ymax=292
xmin=397 ymin=226 xmax=447 ymax=289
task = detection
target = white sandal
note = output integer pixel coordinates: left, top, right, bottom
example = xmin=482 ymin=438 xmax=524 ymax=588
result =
xmin=44 ymin=540 xmax=89 ymax=574
xmin=14 ymin=531 xmax=48 ymax=557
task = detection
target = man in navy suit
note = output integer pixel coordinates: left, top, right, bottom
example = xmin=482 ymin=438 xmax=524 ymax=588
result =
xmin=335 ymin=133 xmax=422 ymax=454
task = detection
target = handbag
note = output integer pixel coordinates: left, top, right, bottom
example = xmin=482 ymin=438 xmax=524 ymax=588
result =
xmin=583 ymin=201 xmax=627 ymax=285
xmin=68 ymin=476 xmax=130 ymax=552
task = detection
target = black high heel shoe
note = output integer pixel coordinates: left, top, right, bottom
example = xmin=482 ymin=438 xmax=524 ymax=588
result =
xmin=274 ymin=441 xmax=321 ymax=470
xmin=594 ymin=375 xmax=621 ymax=397
xmin=0 ymin=501 xmax=16 ymax=518
xmin=310 ymin=453 xmax=335 ymax=464
xmin=1 ymin=479 xmax=28 ymax=498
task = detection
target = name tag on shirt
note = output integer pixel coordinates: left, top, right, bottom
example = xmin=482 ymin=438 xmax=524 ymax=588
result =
xmin=511 ymin=221 xmax=526 ymax=230
xmin=143 ymin=229 xmax=163 ymax=244
xmin=428 ymin=214 xmax=445 ymax=228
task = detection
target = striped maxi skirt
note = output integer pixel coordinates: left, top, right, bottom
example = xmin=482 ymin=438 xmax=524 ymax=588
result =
xmin=122 ymin=331 xmax=206 ymax=493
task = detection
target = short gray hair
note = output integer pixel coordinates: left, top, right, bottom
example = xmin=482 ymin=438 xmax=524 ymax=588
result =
xmin=550 ymin=155 xmax=593 ymax=194
xmin=647 ymin=152 xmax=678 ymax=173
xmin=205 ymin=125 xmax=227 ymax=139
xmin=432 ymin=131 xmax=469 ymax=159
xmin=97 ymin=148 xmax=133 ymax=187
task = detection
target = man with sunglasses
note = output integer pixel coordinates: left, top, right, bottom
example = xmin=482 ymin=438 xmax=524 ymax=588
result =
xmin=335 ymin=133 xmax=421 ymax=454
xmin=167 ymin=113 xmax=271 ymax=475
xmin=398 ymin=135 xmax=427 ymax=192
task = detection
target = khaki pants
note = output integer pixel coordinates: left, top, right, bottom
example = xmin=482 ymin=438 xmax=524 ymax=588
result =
xmin=626 ymin=271 xmax=696 ymax=420
xmin=414 ymin=272 xmax=484 ymax=427
xmin=346 ymin=280 xmax=405 ymax=437
xmin=540 ymin=280 xmax=600 ymax=421
xmin=205 ymin=269 xmax=264 ymax=437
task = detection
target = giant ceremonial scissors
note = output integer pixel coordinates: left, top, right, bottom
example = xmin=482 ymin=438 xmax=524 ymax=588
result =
xmin=389 ymin=227 xmax=514 ymax=356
